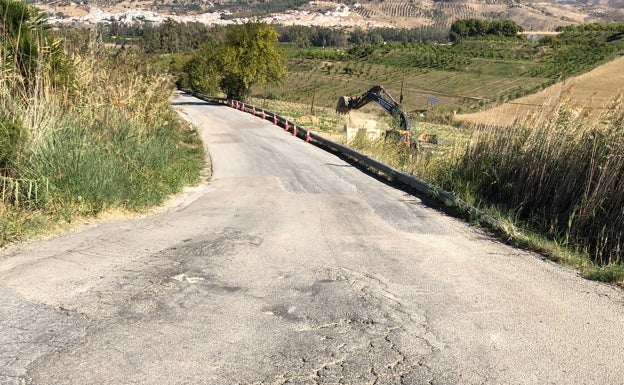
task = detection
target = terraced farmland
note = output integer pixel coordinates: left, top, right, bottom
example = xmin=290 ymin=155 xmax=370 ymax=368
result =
xmin=256 ymin=55 xmax=550 ymax=116
xmin=353 ymin=0 xmax=515 ymax=29
xmin=456 ymin=55 xmax=624 ymax=127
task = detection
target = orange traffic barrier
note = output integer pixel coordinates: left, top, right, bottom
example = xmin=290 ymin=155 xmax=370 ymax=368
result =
xmin=306 ymin=130 xmax=311 ymax=142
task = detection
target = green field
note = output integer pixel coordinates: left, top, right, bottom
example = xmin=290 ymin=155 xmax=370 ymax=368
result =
xmin=263 ymin=60 xmax=549 ymax=111
xmin=253 ymin=44 xmax=551 ymax=116
xmin=254 ymin=27 xmax=624 ymax=118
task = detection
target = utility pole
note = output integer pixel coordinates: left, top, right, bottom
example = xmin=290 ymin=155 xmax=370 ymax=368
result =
xmin=310 ymin=84 xmax=316 ymax=115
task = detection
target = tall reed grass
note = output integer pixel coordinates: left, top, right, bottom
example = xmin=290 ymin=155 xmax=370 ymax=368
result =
xmin=454 ymin=99 xmax=624 ymax=266
xmin=350 ymin=95 xmax=624 ymax=271
xmin=0 ymin=4 xmax=204 ymax=245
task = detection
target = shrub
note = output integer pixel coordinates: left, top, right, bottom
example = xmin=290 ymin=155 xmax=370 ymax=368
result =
xmin=0 ymin=0 xmax=73 ymax=101
xmin=1 ymin=25 xmax=204 ymax=243
xmin=0 ymin=118 xmax=26 ymax=169
xmin=26 ymin=107 xmax=202 ymax=213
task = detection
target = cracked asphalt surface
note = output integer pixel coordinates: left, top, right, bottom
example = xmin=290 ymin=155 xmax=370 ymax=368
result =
xmin=2 ymin=92 xmax=624 ymax=384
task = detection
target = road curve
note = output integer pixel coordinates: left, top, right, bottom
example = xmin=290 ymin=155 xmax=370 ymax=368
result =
xmin=1 ymin=92 xmax=624 ymax=384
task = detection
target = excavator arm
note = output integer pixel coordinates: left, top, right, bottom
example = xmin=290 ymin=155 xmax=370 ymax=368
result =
xmin=336 ymin=86 xmax=412 ymax=144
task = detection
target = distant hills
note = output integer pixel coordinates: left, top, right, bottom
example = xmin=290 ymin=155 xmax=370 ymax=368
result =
xmin=31 ymin=0 xmax=624 ymax=30
xmin=351 ymin=0 xmax=624 ymax=30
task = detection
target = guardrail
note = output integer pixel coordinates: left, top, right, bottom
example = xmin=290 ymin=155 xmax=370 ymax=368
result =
xmin=183 ymin=90 xmax=499 ymax=229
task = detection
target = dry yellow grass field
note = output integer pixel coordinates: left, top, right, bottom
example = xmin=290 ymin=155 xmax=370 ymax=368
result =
xmin=455 ymin=55 xmax=624 ymax=127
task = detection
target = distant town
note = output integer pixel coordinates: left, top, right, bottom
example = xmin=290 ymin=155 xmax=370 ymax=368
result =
xmin=43 ymin=3 xmax=390 ymax=28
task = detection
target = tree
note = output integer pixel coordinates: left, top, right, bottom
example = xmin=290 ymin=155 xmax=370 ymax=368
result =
xmin=279 ymin=25 xmax=310 ymax=48
xmin=183 ymin=41 xmax=220 ymax=94
xmin=159 ymin=18 xmax=181 ymax=54
xmin=186 ymin=21 xmax=286 ymax=101
xmin=450 ymin=18 xmax=524 ymax=42
xmin=218 ymin=21 xmax=286 ymax=100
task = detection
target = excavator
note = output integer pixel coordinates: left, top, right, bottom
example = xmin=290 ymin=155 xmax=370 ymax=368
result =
xmin=336 ymin=85 xmax=413 ymax=146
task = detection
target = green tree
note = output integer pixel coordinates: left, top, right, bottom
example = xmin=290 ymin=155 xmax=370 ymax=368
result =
xmin=218 ymin=21 xmax=285 ymax=100
xmin=159 ymin=18 xmax=181 ymax=54
xmin=183 ymin=42 xmax=220 ymax=95
xmin=186 ymin=21 xmax=286 ymax=101
xmin=450 ymin=18 xmax=523 ymax=42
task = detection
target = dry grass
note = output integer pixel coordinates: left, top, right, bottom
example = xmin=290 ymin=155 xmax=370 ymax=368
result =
xmin=0 ymin=9 xmax=204 ymax=245
xmin=452 ymin=97 xmax=624 ymax=266
xmin=455 ymin=56 xmax=624 ymax=128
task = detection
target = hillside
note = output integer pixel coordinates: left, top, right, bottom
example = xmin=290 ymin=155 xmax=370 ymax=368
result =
xmin=455 ymin=55 xmax=624 ymax=127
xmin=32 ymin=0 xmax=624 ymax=30
xmin=352 ymin=0 xmax=624 ymax=30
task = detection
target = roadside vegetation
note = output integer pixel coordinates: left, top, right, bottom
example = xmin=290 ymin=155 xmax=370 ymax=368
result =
xmin=448 ymin=102 xmax=624 ymax=277
xmin=0 ymin=0 xmax=204 ymax=246
xmin=347 ymin=98 xmax=624 ymax=283
xmin=182 ymin=21 xmax=286 ymax=100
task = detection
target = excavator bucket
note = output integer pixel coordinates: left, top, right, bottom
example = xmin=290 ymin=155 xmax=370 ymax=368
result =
xmin=336 ymin=96 xmax=352 ymax=114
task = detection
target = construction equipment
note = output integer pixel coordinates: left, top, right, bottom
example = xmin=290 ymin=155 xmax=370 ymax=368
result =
xmin=336 ymin=85 xmax=412 ymax=145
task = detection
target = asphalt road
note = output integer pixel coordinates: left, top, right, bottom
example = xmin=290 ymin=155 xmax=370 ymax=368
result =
xmin=2 ymin=92 xmax=624 ymax=385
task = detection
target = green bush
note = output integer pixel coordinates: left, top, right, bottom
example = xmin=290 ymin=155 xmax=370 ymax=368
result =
xmin=0 ymin=118 xmax=26 ymax=168
xmin=26 ymin=108 xmax=203 ymax=214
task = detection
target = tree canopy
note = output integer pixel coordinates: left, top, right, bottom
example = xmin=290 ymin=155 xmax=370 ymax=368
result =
xmin=184 ymin=21 xmax=286 ymax=100
xmin=449 ymin=19 xmax=524 ymax=42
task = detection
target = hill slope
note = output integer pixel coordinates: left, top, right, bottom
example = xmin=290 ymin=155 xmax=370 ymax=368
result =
xmin=352 ymin=0 xmax=623 ymax=30
xmin=455 ymin=55 xmax=624 ymax=127
xmin=33 ymin=0 xmax=624 ymax=30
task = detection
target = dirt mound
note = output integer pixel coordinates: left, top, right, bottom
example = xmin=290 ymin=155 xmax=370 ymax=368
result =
xmin=455 ymin=56 xmax=624 ymax=127
xmin=297 ymin=114 xmax=320 ymax=125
